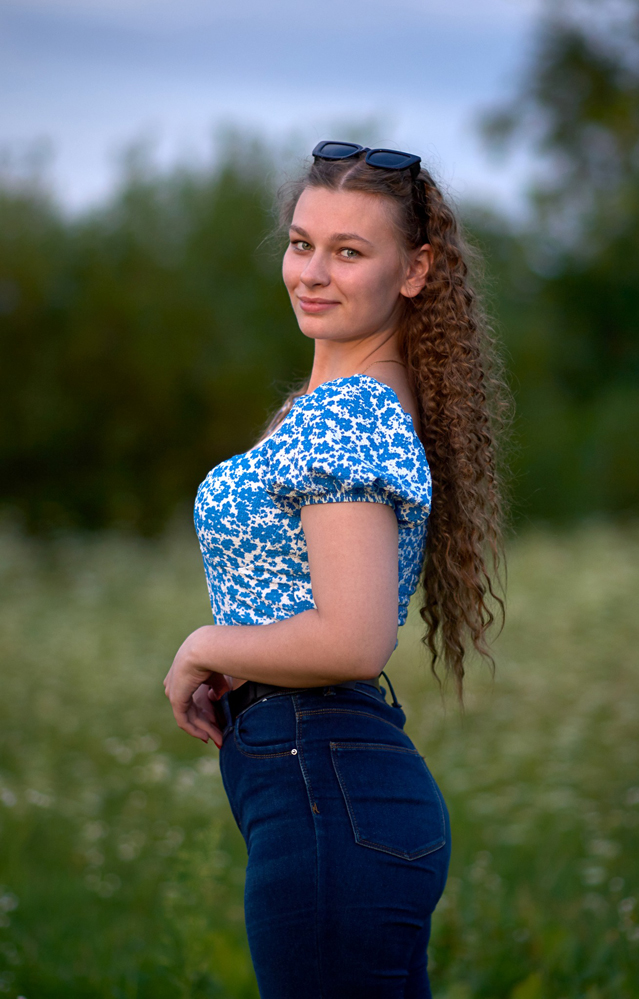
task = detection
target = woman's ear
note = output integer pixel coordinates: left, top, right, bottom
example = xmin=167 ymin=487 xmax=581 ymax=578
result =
xmin=400 ymin=244 xmax=432 ymax=299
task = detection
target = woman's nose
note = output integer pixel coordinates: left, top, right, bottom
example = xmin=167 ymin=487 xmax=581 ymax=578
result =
xmin=301 ymin=252 xmax=330 ymax=287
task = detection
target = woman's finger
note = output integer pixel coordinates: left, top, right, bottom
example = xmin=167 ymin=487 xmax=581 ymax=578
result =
xmin=193 ymin=683 xmax=218 ymax=717
xmin=174 ymin=707 xmax=209 ymax=742
xmin=189 ymin=699 xmax=224 ymax=745
xmin=187 ymin=703 xmax=221 ymax=742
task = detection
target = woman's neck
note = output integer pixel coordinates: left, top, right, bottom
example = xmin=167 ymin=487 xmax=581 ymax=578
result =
xmin=306 ymin=333 xmax=402 ymax=394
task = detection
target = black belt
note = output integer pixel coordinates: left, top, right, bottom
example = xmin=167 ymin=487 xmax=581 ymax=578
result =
xmin=220 ymin=675 xmax=382 ymax=727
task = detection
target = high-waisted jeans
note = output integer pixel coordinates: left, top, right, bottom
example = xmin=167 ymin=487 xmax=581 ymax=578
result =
xmin=216 ymin=679 xmax=451 ymax=999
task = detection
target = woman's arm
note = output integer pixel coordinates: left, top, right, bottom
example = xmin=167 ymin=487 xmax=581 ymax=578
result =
xmin=164 ymin=501 xmax=399 ymax=739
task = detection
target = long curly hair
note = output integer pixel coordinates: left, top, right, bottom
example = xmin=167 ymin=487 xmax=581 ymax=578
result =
xmin=265 ymin=152 xmax=510 ymax=697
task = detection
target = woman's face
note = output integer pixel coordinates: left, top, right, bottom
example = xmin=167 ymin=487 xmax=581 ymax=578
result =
xmin=282 ymin=186 xmax=427 ymax=344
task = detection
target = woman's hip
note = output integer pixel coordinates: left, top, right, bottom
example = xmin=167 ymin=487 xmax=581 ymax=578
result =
xmin=216 ymin=685 xmax=450 ymax=998
xmin=217 ymin=684 xmax=450 ymax=873
xmin=220 ymin=691 xmax=450 ymax=999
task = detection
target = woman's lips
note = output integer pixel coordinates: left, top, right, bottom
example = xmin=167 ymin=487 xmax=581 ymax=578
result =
xmin=298 ymin=297 xmax=340 ymax=314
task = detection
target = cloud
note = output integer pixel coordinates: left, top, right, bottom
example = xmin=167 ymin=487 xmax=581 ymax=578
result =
xmin=1 ymin=0 xmax=541 ymax=212
xmin=6 ymin=0 xmax=541 ymax=32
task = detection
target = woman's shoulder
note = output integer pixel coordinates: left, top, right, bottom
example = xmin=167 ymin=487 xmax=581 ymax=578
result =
xmin=291 ymin=374 xmax=415 ymax=432
xmin=265 ymin=374 xmax=431 ymax=517
xmin=274 ymin=374 xmax=428 ymax=472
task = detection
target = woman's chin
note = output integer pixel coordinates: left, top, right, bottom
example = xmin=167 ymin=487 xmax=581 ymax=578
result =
xmin=297 ymin=319 xmax=338 ymax=340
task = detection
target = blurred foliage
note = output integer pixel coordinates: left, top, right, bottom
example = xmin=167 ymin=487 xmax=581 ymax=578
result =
xmin=0 ymin=134 xmax=310 ymax=532
xmin=1 ymin=2 xmax=639 ymax=530
xmin=478 ymin=0 xmax=639 ymax=520
xmin=0 ymin=521 xmax=638 ymax=995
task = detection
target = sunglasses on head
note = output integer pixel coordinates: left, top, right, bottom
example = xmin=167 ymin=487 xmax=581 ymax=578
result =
xmin=312 ymin=140 xmax=422 ymax=179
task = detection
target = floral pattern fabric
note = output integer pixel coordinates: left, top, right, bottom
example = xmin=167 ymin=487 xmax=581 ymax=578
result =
xmin=194 ymin=375 xmax=432 ymax=629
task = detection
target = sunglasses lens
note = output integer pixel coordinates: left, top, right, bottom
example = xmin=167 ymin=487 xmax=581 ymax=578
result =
xmin=367 ymin=150 xmax=413 ymax=170
xmin=313 ymin=141 xmax=363 ymax=159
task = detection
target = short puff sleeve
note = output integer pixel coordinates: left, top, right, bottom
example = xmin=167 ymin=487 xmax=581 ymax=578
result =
xmin=263 ymin=377 xmax=431 ymax=528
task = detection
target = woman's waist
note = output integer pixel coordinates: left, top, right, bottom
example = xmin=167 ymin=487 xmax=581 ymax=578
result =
xmin=222 ymin=675 xmax=381 ymax=726
xmin=215 ymin=672 xmax=407 ymax=748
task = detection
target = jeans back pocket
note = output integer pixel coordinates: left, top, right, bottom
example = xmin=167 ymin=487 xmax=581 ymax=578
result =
xmin=330 ymin=741 xmax=447 ymax=860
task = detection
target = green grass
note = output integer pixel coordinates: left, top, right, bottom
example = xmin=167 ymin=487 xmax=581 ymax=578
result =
xmin=0 ymin=519 xmax=638 ymax=998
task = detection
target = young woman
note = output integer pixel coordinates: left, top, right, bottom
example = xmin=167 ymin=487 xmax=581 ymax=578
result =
xmin=164 ymin=141 xmax=507 ymax=998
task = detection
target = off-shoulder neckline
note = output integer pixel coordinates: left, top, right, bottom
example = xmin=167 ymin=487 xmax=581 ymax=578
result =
xmin=249 ymin=373 xmax=423 ymax=454
xmin=294 ymin=373 xmax=419 ymax=432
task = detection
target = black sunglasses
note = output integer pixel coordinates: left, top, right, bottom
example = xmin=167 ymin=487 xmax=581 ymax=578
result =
xmin=312 ymin=140 xmax=422 ymax=179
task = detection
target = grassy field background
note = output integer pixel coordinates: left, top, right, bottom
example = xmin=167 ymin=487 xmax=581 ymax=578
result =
xmin=0 ymin=519 xmax=638 ymax=998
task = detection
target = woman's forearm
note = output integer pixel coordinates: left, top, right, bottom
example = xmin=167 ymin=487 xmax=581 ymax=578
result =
xmin=184 ymin=609 xmax=395 ymax=688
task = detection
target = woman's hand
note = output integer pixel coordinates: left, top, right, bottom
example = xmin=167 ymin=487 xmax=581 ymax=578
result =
xmin=164 ymin=626 xmax=232 ymax=747
xmin=190 ymin=682 xmax=226 ymax=748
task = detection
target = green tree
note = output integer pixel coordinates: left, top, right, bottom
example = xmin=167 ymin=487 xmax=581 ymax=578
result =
xmin=0 ymin=135 xmax=309 ymax=531
xmin=477 ymin=0 xmax=639 ymax=520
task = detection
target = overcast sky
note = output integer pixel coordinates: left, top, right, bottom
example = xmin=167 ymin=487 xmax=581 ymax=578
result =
xmin=1 ymin=0 xmax=544 ymax=214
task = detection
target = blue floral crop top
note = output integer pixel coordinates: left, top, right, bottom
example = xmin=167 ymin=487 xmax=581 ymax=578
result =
xmin=194 ymin=374 xmax=432 ymax=629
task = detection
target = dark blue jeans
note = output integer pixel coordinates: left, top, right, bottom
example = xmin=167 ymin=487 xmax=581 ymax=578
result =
xmin=216 ymin=679 xmax=451 ymax=999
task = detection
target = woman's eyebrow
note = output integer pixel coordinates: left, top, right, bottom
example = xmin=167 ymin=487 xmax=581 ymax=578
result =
xmin=332 ymin=231 xmax=373 ymax=246
xmin=289 ymin=224 xmax=373 ymax=247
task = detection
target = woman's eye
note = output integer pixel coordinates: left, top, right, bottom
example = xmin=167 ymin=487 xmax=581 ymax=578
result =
xmin=291 ymin=240 xmax=311 ymax=251
xmin=340 ymin=247 xmax=360 ymax=259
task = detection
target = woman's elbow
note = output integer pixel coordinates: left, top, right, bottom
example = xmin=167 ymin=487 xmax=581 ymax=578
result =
xmin=337 ymin=623 xmax=398 ymax=680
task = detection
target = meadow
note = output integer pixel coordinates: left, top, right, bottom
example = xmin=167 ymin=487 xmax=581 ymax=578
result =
xmin=0 ymin=519 xmax=638 ymax=998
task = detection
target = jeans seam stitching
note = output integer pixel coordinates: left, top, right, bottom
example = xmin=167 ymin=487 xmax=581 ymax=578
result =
xmin=349 ymin=685 xmax=387 ymax=703
xmin=421 ymin=757 xmax=448 ymax=843
xmin=330 ymin=741 xmax=420 ymax=754
xmin=297 ymin=709 xmax=405 ymax=733
xmin=293 ymin=698 xmax=325 ymax=999
xmin=353 ymin=837 xmax=446 ymax=859
xmin=220 ymin=741 xmax=243 ymax=831
xmin=331 ymin=752 xmax=362 ymax=846
xmin=233 ymin=745 xmax=294 ymax=758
